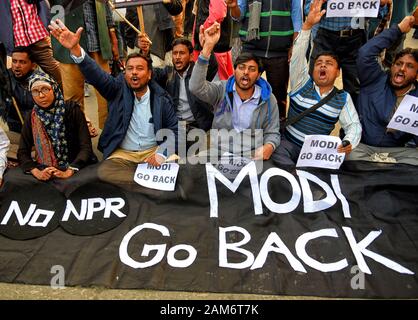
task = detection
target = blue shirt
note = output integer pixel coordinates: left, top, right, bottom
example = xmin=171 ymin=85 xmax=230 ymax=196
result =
xmin=232 ymin=84 xmax=261 ymax=132
xmin=120 ymin=88 xmax=157 ymax=151
xmin=236 ymin=0 xmax=302 ymax=32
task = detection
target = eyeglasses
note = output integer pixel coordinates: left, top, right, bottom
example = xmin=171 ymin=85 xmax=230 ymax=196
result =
xmin=31 ymin=87 xmax=52 ymax=97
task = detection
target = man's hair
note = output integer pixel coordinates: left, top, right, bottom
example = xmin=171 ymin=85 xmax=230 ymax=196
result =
xmin=125 ymin=52 xmax=153 ymax=70
xmin=11 ymin=46 xmax=33 ymax=62
xmin=234 ymin=52 xmax=264 ymax=73
xmin=171 ymin=38 xmax=193 ymax=54
xmin=313 ymin=52 xmax=340 ymax=69
xmin=393 ymin=48 xmax=418 ymax=65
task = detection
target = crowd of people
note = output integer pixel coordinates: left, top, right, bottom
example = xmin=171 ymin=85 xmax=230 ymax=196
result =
xmin=0 ymin=0 xmax=417 ymax=187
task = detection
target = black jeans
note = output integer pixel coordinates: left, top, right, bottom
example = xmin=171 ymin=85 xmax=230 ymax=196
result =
xmin=309 ymin=27 xmax=367 ymax=107
xmin=261 ymin=55 xmax=289 ymax=120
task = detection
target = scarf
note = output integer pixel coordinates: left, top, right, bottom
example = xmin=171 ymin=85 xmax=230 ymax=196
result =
xmin=29 ymin=71 xmax=69 ymax=169
xmin=246 ymin=1 xmax=262 ymax=41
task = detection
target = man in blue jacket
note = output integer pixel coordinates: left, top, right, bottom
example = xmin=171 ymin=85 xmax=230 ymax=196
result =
xmin=347 ymin=16 xmax=418 ymax=165
xmin=49 ymin=19 xmax=178 ymax=183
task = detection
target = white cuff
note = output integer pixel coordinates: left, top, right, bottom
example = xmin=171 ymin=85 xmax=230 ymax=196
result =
xmin=70 ymin=47 xmax=86 ymax=64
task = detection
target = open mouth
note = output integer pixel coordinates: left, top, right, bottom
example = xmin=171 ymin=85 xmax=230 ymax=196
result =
xmin=393 ymin=73 xmax=405 ymax=84
xmin=319 ymin=70 xmax=326 ymax=80
xmin=131 ymin=76 xmax=139 ymax=84
xmin=241 ymin=77 xmax=249 ymax=86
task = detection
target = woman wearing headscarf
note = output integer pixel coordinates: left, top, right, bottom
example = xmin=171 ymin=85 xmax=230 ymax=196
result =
xmin=17 ymin=71 xmax=97 ymax=181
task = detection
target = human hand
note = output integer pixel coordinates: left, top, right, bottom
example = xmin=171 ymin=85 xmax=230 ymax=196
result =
xmin=200 ymin=22 xmax=221 ymax=58
xmin=398 ymin=16 xmax=415 ymax=34
xmin=52 ymin=168 xmax=74 ymax=179
xmin=337 ymin=142 xmax=352 ymax=154
xmin=49 ymin=19 xmax=83 ymax=57
xmin=252 ymin=144 xmax=275 ymax=160
xmin=303 ymin=0 xmax=326 ymax=30
xmin=138 ymin=33 xmax=151 ymax=55
xmin=31 ymin=167 xmax=53 ymax=181
xmin=145 ymin=153 xmax=166 ymax=166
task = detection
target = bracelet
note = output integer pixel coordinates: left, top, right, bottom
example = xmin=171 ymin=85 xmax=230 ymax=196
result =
xmin=68 ymin=166 xmax=79 ymax=173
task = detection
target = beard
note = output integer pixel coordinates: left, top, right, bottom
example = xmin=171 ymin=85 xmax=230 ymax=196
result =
xmin=14 ymin=69 xmax=33 ymax=82
xmin=389 ymin=80 xmax=414 ymax=91
xmin=174 ymin=63 xmax=188 ymax=74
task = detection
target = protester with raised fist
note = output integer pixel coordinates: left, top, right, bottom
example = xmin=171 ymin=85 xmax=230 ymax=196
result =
xmin=346 ymin=15 xmax=418 ymax=165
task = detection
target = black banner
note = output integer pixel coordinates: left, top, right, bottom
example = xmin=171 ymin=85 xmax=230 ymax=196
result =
xmin=0 ymin=161 xmax=417 ymax=298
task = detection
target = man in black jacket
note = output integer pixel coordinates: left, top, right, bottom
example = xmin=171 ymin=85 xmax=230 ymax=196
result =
xmin=140 ymin=37 xmax=217 ymax=134
xmin=4 ymin=47 xmax=37 ymax=133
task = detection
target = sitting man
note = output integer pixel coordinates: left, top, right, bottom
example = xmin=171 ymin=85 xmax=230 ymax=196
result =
xmin=189 ymin=22 xmax=280 ymax=162
xmin=139 ymin=37 xmax=217 ymax=135
xmin=49 ymin=19 xmax=178 ymax=184
xmin=273 ymin=0 xmax=361 ymax=167
xmin=346 ymin=15 xmax=418 ymax=165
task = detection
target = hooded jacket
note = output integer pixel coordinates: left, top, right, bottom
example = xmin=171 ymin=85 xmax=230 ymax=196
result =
xmin=189 ymin=57 xmax=280 ymax=153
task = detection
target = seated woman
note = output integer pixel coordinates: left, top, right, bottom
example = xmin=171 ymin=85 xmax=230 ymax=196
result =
xmin=17 ymin=71 xmax=97 ymax=181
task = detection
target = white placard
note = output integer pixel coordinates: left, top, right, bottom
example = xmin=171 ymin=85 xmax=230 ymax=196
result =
xmin=387 ymin=95 xmax=418 ymax=136
xmin=214 ymin=153 xmax=252 ymax=180
xmin=296 ymin=135 xmax=345 ymax=169
xmin=134 ymin=163 xmax=179 ymax=191
xmin=326 ymin=0 xmax=380 ymax=18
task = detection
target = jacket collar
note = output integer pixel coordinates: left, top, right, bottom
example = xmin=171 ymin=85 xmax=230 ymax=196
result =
xmin=225 ymin=75 xmax=272 ymax=102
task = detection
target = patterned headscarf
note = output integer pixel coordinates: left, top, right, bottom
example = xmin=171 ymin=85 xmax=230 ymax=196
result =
xmin=29 ymin=71 xmax=69 ymax=169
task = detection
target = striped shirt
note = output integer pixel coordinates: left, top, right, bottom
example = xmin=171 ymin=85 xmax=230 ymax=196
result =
xmin=10 ymin=0 xmax=49 ymax=47
xmin=287 ymin=29 xmax=361 ymax=147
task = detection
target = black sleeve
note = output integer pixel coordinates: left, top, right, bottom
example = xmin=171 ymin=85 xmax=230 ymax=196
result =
xmin=206 ymin=53 xmax=219 ymax=82
xmin=66 ymin=102 xmax=96 ymax=170
xmin=17 ymin=112 xmax=38 ymax=173
xmin=152 ymin=67 xmax=169 ymax=89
